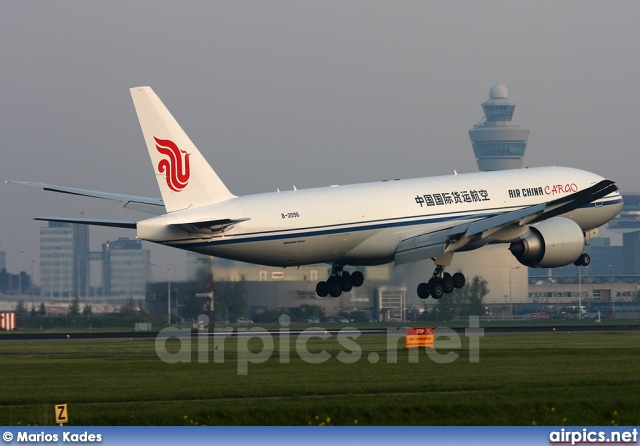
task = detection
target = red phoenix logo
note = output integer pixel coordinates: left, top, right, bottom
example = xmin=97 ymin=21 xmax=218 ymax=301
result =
xmin=154 ymin=137 xmax=191 ymax=192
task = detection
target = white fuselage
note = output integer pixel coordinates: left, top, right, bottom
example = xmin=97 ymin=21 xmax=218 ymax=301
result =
xmin=136 ymin=166 xmax=623 ymax=267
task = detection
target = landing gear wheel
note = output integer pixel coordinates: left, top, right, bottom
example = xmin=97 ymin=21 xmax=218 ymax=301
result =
xmin=351 ymin=271 xmax=364 ymax=287
xmin=417 ymin=282 xmax=430 ymax=299
xmin=327 ymin=277 xmax=342 ymax=297
xmin=442 ymin=275 xmax=455 ymax=294
xmin=452 ymin=272 xmax=465 ymax=289
xmin=574 ymin=253 xmax=590 ymax=267
xmin=340 ymin=274 xmax=353 ymax=292
xmin=316 ymin=281 xmax=329 ymax=297
xmin=429 ymin=278 xmax=444 ymax=300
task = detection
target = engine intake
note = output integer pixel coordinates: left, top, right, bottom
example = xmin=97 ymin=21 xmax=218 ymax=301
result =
xmin=509 ymin=217 xmax=585 ymax=268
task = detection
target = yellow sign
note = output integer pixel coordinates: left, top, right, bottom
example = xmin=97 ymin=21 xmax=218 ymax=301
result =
xmin=406 ymin=327 xmax=434 ymax=349
xmin=55 ymin=404 xmax=68 ymax=424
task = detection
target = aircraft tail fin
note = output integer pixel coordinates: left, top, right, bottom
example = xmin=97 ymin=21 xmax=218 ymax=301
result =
xmin=130 ymin=86 xmax=236 ymax=212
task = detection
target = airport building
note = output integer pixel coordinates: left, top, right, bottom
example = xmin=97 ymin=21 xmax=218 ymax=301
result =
xmin=468 ymin=84 xmax=530 ymax=172
xmin=39 ymin=222 xmax=89 ymax=298
xmin=36 ymin=222 xmax=149 ymax=303
xmin=608 ymin=192 xmax=640 ymax=275
xmin=0 ymin=250 xmax=34 ymax=297
xmin=101 ymin=237 xmax=150 ymax=301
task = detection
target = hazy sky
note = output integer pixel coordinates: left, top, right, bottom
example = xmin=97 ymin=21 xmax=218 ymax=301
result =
xmin=1 ymin=0 xmax=638 ymax=281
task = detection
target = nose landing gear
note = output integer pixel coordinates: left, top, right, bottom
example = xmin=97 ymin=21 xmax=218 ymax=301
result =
xmin=573 ymin=253 xmax=590 ymax=267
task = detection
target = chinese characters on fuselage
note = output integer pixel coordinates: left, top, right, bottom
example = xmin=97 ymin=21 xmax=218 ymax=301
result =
xmin=415 ymin=189 xmax=490 ymax=208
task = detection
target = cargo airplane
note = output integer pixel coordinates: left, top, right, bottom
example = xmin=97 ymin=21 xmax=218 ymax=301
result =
xmin=10 ymin=87 xmax=623 ymax=299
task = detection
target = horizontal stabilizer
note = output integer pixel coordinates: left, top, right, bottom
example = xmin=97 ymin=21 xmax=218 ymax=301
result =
xmin=8 ymin=181 xmax=165 ymax=215
xmin=34 ymin=217 xmax=137 ymax=229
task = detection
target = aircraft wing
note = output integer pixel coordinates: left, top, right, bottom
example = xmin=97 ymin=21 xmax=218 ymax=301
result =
xmin=7 ymin=181 xmax=165 ymax=215
xmin=394 ymin=179 xmax=618 ymax=266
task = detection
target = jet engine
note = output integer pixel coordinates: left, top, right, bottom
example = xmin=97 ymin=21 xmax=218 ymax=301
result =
xmin=508 ymin=217 xmax=585 ymax=268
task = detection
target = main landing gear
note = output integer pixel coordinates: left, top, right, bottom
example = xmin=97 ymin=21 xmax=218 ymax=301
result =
xmin=315 ymin=263 xmax=364 ymax=298
xmin=417 ymin=266 xmax=465 ymax=300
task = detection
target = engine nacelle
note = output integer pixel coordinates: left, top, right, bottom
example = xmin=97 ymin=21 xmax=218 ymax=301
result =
xmin=508 ymin=217 xmax=585 ymax=268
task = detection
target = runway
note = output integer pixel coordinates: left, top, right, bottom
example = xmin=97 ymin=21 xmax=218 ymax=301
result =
xmin=1 ymin=323 xmax=639 ymax=341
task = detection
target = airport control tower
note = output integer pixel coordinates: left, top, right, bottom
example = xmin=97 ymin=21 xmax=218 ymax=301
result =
xmin=469 ymin=84 xmax=529 ymax=171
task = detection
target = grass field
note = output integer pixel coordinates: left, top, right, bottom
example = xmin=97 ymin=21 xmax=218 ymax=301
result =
xmin=1 ymin=330 xmax=639 ymax=426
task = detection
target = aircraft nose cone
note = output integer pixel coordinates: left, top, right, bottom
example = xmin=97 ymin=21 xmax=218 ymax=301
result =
xmin=614 ymin=196 xmax=624 ymax=217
